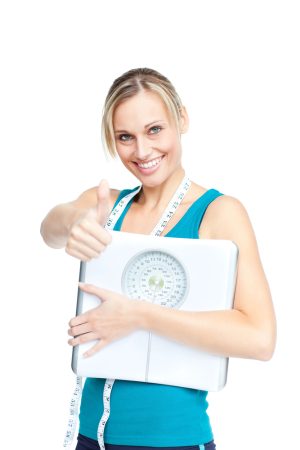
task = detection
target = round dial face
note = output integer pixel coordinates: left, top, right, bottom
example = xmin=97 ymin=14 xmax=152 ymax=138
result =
xmin=121 ymin=249 xmax=188 ymax=308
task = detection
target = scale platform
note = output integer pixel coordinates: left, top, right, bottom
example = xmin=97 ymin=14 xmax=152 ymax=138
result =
xmin=72 ymin=230 xmax=238 ymax=391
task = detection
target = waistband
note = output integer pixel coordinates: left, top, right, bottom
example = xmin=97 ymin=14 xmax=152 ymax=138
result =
xmin=76 ymin=434 xmax=216 ymax=450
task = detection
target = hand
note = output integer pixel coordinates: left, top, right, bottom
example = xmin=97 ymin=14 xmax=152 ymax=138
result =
xmin=68 ymin=282 xmax=142 ymax=357
xmin=65 ymin=179 xmax=112 ymax=261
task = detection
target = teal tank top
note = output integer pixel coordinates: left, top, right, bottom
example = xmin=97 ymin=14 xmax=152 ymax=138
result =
xmin=78 ymin=186 xmax=224 ymax=446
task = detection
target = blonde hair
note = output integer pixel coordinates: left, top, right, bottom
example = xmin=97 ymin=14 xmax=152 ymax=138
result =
xmin=101 ymin=68 xmax=184 ymax=160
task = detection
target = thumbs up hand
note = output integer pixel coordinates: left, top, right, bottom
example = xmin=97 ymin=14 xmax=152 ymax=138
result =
xmin=65 ymin=179 xmax=113 ymax=262
xmin=96 ymin=179 xmax=110 ymax=227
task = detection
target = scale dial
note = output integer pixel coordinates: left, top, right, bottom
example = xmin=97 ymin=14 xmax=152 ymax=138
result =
xmin=121 ymin=249 xmax=189 ymax=308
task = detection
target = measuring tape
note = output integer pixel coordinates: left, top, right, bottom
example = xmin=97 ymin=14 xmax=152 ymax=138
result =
xmin=63 ymin=173 xmax=192 ymax=449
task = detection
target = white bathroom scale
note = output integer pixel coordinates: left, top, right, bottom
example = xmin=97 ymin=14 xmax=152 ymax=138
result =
xmin=72 ymin=230 xmax=239 ymax=391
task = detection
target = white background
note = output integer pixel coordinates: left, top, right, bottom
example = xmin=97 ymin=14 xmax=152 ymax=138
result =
xmin=1 ymin=1 xmax=299 ymax=449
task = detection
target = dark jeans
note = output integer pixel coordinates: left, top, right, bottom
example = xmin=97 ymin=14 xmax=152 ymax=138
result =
xmin=75 ymin=434 xmax=216 ymax=450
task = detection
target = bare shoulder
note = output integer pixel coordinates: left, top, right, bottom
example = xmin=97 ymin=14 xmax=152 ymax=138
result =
xmin=70 ymin=186 xmax=121 ymax=211
xmin=200 ymin=192 xmax=264 ymax=265
xmin=204 ymin=194 xmax=258 ymax=246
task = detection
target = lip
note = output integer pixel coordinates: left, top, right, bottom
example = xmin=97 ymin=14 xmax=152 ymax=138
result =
xmin=134 ymin=155 xmax=165 ymax=175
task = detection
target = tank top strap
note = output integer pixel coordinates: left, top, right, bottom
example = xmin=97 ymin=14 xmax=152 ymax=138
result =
xmin=111 ymin=186 xmax=140 ymax=231
xmin=111 ymin=186 xmax=139 ymax=211
xmin=188 ymin=188 xmax=224 ymax=237
xmin=164 ymin=188 xmax=223 ymax=239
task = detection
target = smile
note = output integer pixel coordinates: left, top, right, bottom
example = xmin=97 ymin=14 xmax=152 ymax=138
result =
xmin=136 ymin=156 xmax=164 ymax=169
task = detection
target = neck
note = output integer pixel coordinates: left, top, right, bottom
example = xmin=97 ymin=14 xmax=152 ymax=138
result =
xmin=136 ymin=166 xmax=186 ymax=211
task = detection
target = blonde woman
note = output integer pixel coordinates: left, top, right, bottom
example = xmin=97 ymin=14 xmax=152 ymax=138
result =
xmin=40 ymin=68 xmax=276 ymax=450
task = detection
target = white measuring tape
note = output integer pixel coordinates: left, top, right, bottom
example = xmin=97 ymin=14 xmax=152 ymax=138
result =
xmin=63 ymin=173 xmax=192 ymax=449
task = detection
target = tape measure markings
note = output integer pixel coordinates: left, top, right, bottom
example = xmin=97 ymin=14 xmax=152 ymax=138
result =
xmin=64 ymin=173 xmax=192 ymax=449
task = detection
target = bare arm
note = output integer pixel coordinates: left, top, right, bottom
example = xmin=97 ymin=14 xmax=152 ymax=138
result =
xmin=135 ymin=195 xmax=277 ymax=361
xmin=40 ymin=187 xmax=98 ymax=249
xmin=40 ymin=183 xmax=120 ymax=261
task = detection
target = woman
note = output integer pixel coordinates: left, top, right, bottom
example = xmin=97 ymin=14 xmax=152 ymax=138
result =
xmin=40 ymin=68 xmax=276 ymax=450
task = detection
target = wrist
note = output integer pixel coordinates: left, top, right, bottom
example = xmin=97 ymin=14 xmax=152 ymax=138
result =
xmin=131 ymin=299 xmax=152 ymax=330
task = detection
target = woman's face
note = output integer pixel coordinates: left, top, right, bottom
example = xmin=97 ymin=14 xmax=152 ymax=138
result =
xmin=113 ymin=90 xmax=188 ymax=186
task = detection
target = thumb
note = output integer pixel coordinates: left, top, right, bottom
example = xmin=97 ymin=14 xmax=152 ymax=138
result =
xmin=96 ymin=179 xmax=110 ymax=226
xmin=78 ymin=282 xmax=108 ymax=301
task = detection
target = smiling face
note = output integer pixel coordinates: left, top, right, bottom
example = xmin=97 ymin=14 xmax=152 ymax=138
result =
xmin=113 ymin=89 xmax=188 ymax=186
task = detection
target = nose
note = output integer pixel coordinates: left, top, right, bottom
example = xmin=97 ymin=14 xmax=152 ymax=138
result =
xmin=134 ymin=135 xmax=152 ymax=161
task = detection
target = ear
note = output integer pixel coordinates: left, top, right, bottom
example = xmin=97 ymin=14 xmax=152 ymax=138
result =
xmin=179 ymin=106 xmax=189 ymax=134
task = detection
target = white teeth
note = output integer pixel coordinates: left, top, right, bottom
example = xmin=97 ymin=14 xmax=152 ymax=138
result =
xmin=137 ymin=156 xmax=163 ymax=169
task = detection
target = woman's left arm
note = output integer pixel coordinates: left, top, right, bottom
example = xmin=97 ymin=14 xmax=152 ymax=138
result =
xmin=135 ymin=195 xmax=277 ymax=361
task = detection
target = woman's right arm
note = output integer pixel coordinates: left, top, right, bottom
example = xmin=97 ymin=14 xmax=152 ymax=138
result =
xmin=40 ymin=180 xmax=120 ymax=261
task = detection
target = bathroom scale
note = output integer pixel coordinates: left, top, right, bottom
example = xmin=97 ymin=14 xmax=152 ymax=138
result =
xmin=71 ymin=230 xmax=239 ymax=391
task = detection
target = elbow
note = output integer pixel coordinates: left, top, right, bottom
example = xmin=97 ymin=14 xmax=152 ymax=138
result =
xmin=255 ymin=329 xmax=277 ymax=362
xmin=40 ymin=220 xmax=47 ymax=242
xmin=257 ymin=343 xmax=275 ymax=362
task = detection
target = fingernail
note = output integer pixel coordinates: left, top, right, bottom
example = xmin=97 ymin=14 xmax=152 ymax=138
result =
xmin=78 ymin=282 xmax=86 ymax=287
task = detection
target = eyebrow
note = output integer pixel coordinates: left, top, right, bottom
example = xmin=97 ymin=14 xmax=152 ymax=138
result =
xmin=114 ymin=120 xmax=165 ymax=134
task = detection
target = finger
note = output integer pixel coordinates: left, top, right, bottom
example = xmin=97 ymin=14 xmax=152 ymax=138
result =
xmin=78 ymin=282 xmax=110 ymax=300
xmin=68 ymin=323 xmax=92 ymax=337
xmin=68 ymin=331 xmax=98 ymax=347
xmin=65 ymin=243 xmax=100 ymax=262
xmin=83 ymin=338 xmax=107 ymax=357
xmin=96 ymin=179 xmax=110 ymax=226
xmin=68 ymin=226 xmax=107 ymax=252
xmin=69 ymin=313 xmax=89 ymax=328
xmin=69 ymin=219 xmax=112 ymax=249
xmin=67 ymin=238 xmax=104 ymax=259
xmin=65 ymin=246 xmax=92 ymax=262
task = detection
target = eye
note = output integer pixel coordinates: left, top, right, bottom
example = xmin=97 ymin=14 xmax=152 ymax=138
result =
xmin=149 ymin=126 xmax=162 ymax=134
xmin=118 ymin=134 xmax=133 ymax=142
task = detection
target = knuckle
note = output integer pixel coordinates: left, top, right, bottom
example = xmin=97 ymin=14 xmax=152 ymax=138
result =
xmin=93 ymin=247 xmax=104 ymax=257
xmin=80 ymin=218 xmax=90 ymax=229
xmin=80 ymin=254 xmax=90 ymax=262
xmin=65 ymin=241 xmax=73 ymax=252
xmin=67 ymin=237 xmax=76 ymax=249
xmin=68 ymin=237 xmax=76 ymax=250
xmin=103 ymin=231 xmax=112 ymax=245
xmin=87 ymin=247 xmax=102 ymax=260
xmin=81 ymin=334 xmax=89 ymax=343
xmin=70 ymin=227 xmax=80 ymax=240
